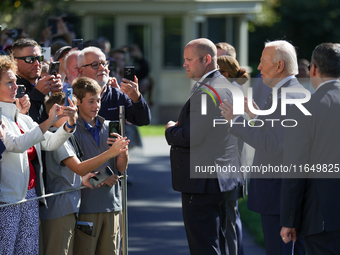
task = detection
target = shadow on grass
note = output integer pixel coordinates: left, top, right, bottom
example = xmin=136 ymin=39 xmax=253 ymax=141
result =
xmin=239 ymin=196 xmax=265 ymax=248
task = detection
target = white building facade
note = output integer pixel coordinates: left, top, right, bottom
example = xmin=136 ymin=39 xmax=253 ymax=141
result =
xmin=67 ymin=0 xmax=263 ymax=123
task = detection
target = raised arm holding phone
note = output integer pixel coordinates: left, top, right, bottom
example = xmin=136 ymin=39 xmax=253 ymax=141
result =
xmin=0 ymin=55 xmax=76 ymax=254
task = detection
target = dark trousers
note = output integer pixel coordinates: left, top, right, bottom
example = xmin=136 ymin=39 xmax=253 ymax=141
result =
xmin=226 ymin=200 xmax=243 ymax=255
xmin=261 ymin=214 xmax=305 ymax=255
xmin=182 ymin=192 xmax=232 ymax=255
xmin=304 ymin=229 xmax=340 ymax=255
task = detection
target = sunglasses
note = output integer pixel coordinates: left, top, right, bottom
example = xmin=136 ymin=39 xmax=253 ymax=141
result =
xmin=81 ymin=60 xmax=110 ymax=70
xmin=14 ymin=55 xmax=44 ymax=64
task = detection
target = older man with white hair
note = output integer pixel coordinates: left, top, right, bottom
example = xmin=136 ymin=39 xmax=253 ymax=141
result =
xmin=63 ymin=50 xmax=81 ymax=88
xmin=78 ymin=46 xmax=150 ymax=126
xmin=220 ymin=40 xmax=306 ymax=255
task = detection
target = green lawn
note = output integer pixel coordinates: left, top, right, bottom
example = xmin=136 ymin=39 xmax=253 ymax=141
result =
xmin=138 ymin=125 xmax=165 ymax=137
xmin=238 ymin=196 xmax=265 ymax=248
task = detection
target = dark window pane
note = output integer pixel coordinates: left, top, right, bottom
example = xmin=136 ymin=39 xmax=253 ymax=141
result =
xmin=208 ymin=17 xmax=226 ymax=44
xmin=164 ymin=17 xmax=182 ymax=67
xmin=96 ymin=17 xmax=115 ymax=47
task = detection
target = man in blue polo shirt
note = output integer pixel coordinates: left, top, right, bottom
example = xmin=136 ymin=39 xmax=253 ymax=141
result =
xmin=77 ymin=46 xmax=150 ymax=126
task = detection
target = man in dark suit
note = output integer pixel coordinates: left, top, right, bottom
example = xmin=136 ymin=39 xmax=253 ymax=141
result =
xmin=280 ymin=43 xmax=340 ymax=254
xmin=219 ymin=40 xmax=306 ymax=255
xmin=165 ymin=38 xmax=244 ymax=255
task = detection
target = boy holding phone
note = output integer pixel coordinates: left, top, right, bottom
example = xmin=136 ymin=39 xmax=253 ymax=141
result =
xmin=71 ymin=77 xmax=129 ymax=255
xmin=40 ymin=92 xmax=129 ymax=255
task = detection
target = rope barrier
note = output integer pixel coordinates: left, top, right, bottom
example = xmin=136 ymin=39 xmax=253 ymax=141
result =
xmin=0 ymin=186 xmax=87 ymax=208
xmin=0 ymin=174 xmax=128 ymax=208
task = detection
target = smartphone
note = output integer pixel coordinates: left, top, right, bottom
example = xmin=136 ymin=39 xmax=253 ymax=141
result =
xmin=89 ymin=166 xmax=114 ymax=187
xmin=76 ymin=221 xmax=93 ymax=236
xmin=109 ymin=121 xmax=120 ymax=146
xmin=72 ymin=39 xmax=83 ymax=50
xmin=124 ymin=66 xmax=135 ymax=81
xmin=7 ymin=28 xmax=22 ymax=39
xmin=16 ymin=85 xmax=26 ymax=98
xmin=48 ymin=19 xmax=58 ymax=35
xmin=65 ymin=88 xmax=73 ymax=106
xmin=49 ymin=61 xmax=60 ymax=76
xmin=41 ymin=47 xmax=51 ymax=62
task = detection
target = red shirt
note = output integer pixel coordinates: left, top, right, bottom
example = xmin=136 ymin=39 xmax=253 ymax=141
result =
xmin=16 ymin=123 xmax=37 ymax=190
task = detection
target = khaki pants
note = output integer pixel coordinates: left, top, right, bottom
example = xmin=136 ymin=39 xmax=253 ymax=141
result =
xmin=40 ymin=213 xmax=77 ymax=255
xmin=73 ymin=211 xmax=120 ymax=255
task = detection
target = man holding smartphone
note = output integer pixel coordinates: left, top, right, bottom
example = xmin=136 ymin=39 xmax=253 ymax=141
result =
xmin=12 ymin=38 xmax=63 ymax=123
xmin=77 ymin=46 xmax=150 ymax=126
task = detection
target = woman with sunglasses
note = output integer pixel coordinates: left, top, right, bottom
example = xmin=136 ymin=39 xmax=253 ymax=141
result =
xmin=0 ymin=55 xmax=77 ymax=255
xmin=217 ymin=55 xmax=250 ymax=88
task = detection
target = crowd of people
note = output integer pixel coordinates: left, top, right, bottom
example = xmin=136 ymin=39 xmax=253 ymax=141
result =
xmin=0 ymin=32 xmax=151 ymax=254
xmin=166 ymin=38 xmax=340 ymax=255
xmin=1 ymin=18 xmax=340 ymax=255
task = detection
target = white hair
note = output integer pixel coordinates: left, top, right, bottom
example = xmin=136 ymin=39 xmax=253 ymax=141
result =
xmin=64 ymin=50 xmax=80 ymax=70
xmin=77 ymin=46 xmax=104 ymax=67
xmin=265 ymin=40 xmax=299 ymax=75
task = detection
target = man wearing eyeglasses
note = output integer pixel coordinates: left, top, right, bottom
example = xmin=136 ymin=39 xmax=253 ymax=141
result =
xmin=78 ymin=46 xmax=150 ymax=126
xmin=75 ymin=46 xmax=150 ymax=254
xmin=12 ymin=38 xmax=63 ymax=123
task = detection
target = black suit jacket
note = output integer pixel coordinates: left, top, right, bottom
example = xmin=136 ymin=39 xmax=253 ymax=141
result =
xmin=16 ymin=75 xmax=48 ymax=124
xmin=229 ymin=77 xmax=305 ymax=214
xmin=165 ymin=71 xmax=244 ymax=194
xmin=281 ymin=80 xmax=340 ymax=237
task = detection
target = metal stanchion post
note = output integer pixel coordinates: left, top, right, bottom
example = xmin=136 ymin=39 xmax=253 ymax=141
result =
xmin=119 ymin=106 xmax=128 ymax=255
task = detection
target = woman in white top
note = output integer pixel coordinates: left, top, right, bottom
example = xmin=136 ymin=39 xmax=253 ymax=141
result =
xmin=0 ymin=55 xmax=77 ymax=255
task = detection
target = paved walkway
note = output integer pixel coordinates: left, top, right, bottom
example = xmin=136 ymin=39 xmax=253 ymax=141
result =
xmin=127 ymin=136 xmax=265 ymax=255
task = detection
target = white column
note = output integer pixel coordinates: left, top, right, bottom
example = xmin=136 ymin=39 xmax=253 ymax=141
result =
xmin=183 ymin=15 xmax=197 ymax=45
xmin=82 ymin=15 xmax=95 ymax=41
xmin=226 ymin=16 xmax=233 ymax=45
xmin=236 ymin=15 xmax=249 ymax=67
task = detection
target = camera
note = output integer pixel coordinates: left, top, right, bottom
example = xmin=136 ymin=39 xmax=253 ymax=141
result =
xmin=49 ymin=61 xmax=60 ymax=76
xmin=65 ymin=88 xmax=73 ymax=106
xmin=16 ymin=85 xmax=26 ymax=98
xmin=124 ymin=66 xmax=135 ymax=81
xmin=89 ymin=166 xmax=114 ymax=187
xmin=109 ymin=121 xmax=120 ymax=146
xmin=7 ymin=28 xmax=23 ymax=39
xmin=72 ymin=39 xmax=83 ymax=50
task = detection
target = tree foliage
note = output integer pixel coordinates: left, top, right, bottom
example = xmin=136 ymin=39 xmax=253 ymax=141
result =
xmin=0 ymin=0 xmax=34 ymax=14
xmin=1 ymin=0 xmax=69 ymax=41
xmin=249 ymin=0 xmax=340 ymax=72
